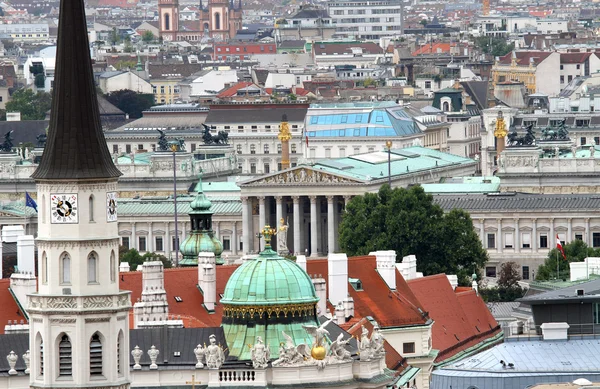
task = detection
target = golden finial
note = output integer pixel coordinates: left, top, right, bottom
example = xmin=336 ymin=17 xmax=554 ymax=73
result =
xmin=493 ymin=110 xmax=507 ymax=139
xmin=260 ymin=224 xmax=277 ymax=247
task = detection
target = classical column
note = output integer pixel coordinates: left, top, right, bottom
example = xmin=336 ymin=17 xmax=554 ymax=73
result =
xmin=148 ymin=222 xmax=154 ymax=253
xmin=258 ymin=196 xmax=266 ymax=251
xmin=480 ymin=219 xmax=485 ymax=244
xmin=586 ymin=218 xmax=591 ymax=246
xmin=567 ymin=218 xmax=572 ymax=242
xmin=309 ymin=196 xmax=318 ymax=257
xmin=275 ymin=196 xmax=283 ymax=228
xmin=514 ymin=218 xmax=520 ymax=253
xmin=241 ymin=196 xmax=251 ymax=255
xmin=165 ymin=222 xmax=171 ymax=260
xmin=343 ymin=195 xmax=352 ymax=208
xmin=131 ymin=222 xmax=137 ymax=250
xmin=232 ymin=221 xmax=238 ymax=255
xmin=293 ymin=196 xmax=301 ymax=255
xmin=496 ymin=219 xmax=503 ymax=253
xmin=532 ymin=218 xmax=537 ymax=251
xmin=550 ymin=218 xmax=555 ymax=247
xmin=327 ymin=196 xmax=335 ymax=254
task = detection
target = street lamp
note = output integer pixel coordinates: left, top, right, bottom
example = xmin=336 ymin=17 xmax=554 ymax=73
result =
xmin=386 ymin=140 xmax=392 ymax=187
xmin=169 ymin=141 xmax=180 ymax=266
xmin=255 ymin=232 xmax=262 ymax=253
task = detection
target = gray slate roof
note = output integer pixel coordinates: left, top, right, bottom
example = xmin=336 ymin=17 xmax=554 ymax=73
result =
xmin=205 ymin=106 xmax=308 ymax=124
xmin=434 ymin=193 xmax=600 ymax=212
xmin=519 ymin=278 xmax=600 ymax=304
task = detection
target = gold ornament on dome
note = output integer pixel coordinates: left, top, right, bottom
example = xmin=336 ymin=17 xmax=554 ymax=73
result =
xmin=223 ymin=302 xmax=316 ymax=319
xmin=260 ymin=224 xmax=277 ymax=246
xmin=311 ymin=345 xmax=326 ymax=360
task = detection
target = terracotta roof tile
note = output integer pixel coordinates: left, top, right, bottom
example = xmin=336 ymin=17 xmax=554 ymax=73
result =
xmin=560 ymin=52 xmax=592 ymax=64
xmin=216 ymin=81 xmax=256 ymax=98
xmin=497 ymin=51 xmax=552 ymax=66
xmin=412 ymin=43 xmax=452 ymax=56
xmin=0 ymin=279 xmax=27 ymax=334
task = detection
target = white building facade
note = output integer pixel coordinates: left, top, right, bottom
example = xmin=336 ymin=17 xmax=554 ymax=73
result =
xmin=327 ymin=0 xmax=403 ymax=40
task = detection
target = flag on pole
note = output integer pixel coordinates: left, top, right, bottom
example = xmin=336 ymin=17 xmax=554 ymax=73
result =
xmin=556 ymin=234 xmax=566 ymax=260
xmin=305 ymin=134 xmax=309 ymax=148
xmin=25 ymin=192 xmax=38 ymax=212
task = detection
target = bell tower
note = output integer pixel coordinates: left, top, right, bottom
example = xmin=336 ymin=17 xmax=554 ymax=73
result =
xmin=159 ymin=0 xmax=179 ymax=41
xmin=27 ymin=0 xmax=130 ymax=388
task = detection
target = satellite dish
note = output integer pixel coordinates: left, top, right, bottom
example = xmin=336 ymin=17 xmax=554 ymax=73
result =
xmin=573 ymin=378 xmax=593 ymax=386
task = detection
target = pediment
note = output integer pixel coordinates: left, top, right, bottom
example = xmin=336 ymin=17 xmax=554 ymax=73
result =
xmin=241 ymin=166 xmax=362 ymax=186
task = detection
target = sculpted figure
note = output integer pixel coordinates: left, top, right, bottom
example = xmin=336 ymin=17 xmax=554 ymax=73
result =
xmin=329 ymin=333 xmax=352 ymax=362
xmin=250 ymin=336 xmax=270 ymax=369
xmin=277 ymin=218 xmax=289 ymax=253
xmin=205 ymin=334 xmax=225 ymax=369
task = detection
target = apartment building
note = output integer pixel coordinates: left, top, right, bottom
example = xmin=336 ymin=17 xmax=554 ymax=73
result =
xmin=327 ymin=0 xmax=402 ymax=40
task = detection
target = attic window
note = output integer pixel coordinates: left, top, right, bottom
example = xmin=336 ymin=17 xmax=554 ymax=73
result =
xmin=349 ymin=278 xmax=363 ymax=291
xmin=174 ymin=296 xmax=183 ymax=302
xmin=173 ymin=351 xmax=181 ymax=357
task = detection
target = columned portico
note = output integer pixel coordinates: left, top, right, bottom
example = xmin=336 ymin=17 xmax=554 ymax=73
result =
xmin=258 ymin=196 xmax=266 ymax=250
xmin=310 ymin=196 xmax=318 ymax=257
xmin=327 ymin=196 xmax=335 ymax=254
xmin=293 ymin=196 xmax=301 ymax=255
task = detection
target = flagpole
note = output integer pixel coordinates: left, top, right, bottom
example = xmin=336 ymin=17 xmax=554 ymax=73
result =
xmin=556 ymin=248 xmax=559 ymax=280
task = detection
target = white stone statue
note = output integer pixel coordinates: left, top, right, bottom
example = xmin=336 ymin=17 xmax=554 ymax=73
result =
xmin=359 ymin=326 xmax=372 ymax=361
xmin=148 ymin=345 xmax=159 ymax=370
xmin=370 ymin=325 xmax=385 ymax=359
xmin=277 ymin=218 xmax=289 ymax=253
xmin=272 ymin=331 xmax=308 ymax=366
xmin=23 ymin=350 xmax=30 ymax=374
xmin=572 ymin=143 xmax=577 ymax=158
xmin=554 ymin=146 xmax=560 ymax=158
xmin=194 ymin=344 xmax=205 ymax=368
xmin=250 ymin=336 xmax=270 ymax=369
xmin=24 ymin=147 xmax=30 ymax=161
xmin=6 ymin=350 xmax=17 ymax=375
xmin=591 ymin=145 xmax=596 ymax=158
xmin=132 ymin=345 xmax=143 ymax=369
xmin=205 ymin=334 xmax=225 ymax=369
xmin=329 ymin=333 xmax=352 ymax=362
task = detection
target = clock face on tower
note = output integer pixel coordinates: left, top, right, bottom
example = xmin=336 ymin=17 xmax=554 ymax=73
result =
xmin=50 ymin=194 xmax=78 ymax=224
xmin=106 ymin=192 xmax=118 ymax=222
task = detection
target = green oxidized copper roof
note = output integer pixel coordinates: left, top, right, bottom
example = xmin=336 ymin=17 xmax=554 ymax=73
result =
xmin=190 ymin=172 xmax=213 ymax=214
xmin=179 ymin=232 xmax=223 ymax=266
xmin=221 ymin=246 xmax=319 ymax=306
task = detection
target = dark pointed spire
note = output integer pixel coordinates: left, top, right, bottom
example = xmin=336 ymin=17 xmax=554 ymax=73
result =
xmin=32 ymin=0 xmax=121 ymax=180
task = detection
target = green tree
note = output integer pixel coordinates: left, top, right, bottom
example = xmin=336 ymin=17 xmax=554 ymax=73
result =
xmin=142 ymin=30 xmax=155 ymax=43
xmin=420 ymin=19 xmax=428 ymax=26
xmin=5 ymin=89 xmax=52 ymax=120
xmin=118 ymin=247 xmax=172 ymax=271
xmin=110 ymin=27 xmax=120 ymax=45
xmin=339 ymin=185 xmax=488 ymax=285
xmin=479 ymin=261 xmax=525 ymax=302
xmin=105 ymin=89 xmax=154 ymax=119
xmin=474 ymin=36 xmax=515 ymax=57
xmin=497 ymin=261 xmax=521 ymax=288
xmin=536 ymin=240 xmax=597 ymax=281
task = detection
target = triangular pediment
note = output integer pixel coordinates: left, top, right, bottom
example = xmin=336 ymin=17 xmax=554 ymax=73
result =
xmin=240 ymin=166 xmax=363 ymax=186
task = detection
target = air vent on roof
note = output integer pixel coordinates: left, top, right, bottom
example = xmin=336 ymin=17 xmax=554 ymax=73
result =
xmin=174 ymin=296 xmax=183 ymax=302
xmin=173 ymin=351 xmax=181 ymax=357
xmin=576 ymin=289 xmax=585 ymax=296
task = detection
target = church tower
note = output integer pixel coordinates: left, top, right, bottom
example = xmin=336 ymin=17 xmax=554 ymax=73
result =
xmin=199 ymin=0 xmax=242 ymax=41
xmin=27 ymin=0 xmax=130 ymax=387
xmin=159 ymin=0 xmax=180 ymax=41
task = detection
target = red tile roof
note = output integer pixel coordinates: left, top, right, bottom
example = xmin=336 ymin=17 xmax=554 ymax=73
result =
xmin=560 ymin=52 xmax=592 ymax=64
xmin=216 ymin=82 xmax=257 ymax=98
xmin=0 ymin=279 xmax=28 ymax=334
xmin=305 ymin=256 xmax=428 ymax=328
xmin=412 ymin=43 xmax=452 ymax=56
xmin=408 ymin=274 xmax=501 ymax=362
xmin=497 ymin=51 xmax=552 ymax=66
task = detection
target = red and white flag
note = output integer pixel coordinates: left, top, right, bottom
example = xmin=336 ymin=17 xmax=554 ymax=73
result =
xmin=305 ymin=134 xmax=309 ymax=148
xmin=556 ymin=234 xmax=567 ymax=260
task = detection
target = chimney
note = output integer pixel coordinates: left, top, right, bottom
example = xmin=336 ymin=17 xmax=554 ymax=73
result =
xmin=198 ymin=252 xmax=216 ymax=311
xmin=396 ymin=254 xmax=418 ymax=280
xmin=2 ymin=225 xmax=24 ymax=243
xmin=342 ymin=295 xmax=354 ymax=318
xmin=541 ymin=322 xmax=569 ymax=340
xmin=447 ymin=274 xmax=458 ymax=290
xmin=10 ymin=271 xmax=37 ymax=311
xmin=296 ymin=254 xmax=307 ymax=272
xmin=334 ymin=302 xmax=344 ymax=324
xmin=133 ymin=259 xmax=168 ymax=328
xmin=328 ymin=253 xmax=348 ymax=307
xmin=119 ymin=262 xmax=130 ymax=272
xmin=16 ymin=235 xmax=35 ymax=275
xmin=371 ymin=250 xmax=396 ymax=290
xmin=312 ymin=275 xmax=327 ymax=316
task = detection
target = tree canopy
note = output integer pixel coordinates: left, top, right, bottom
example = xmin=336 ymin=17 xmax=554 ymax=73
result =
xmin=536 ymin=239 xmax=597 ymax=281
xmin=119 ymin=246 xmax=172 ymax=271
xmin=105 ymin=89 xmax=155 ymax=119
xmin=339 ymin=185 xmax=488 ymax=285
xmin=473 ymin=36 xmax=514 ymax=57
xmin=480 ymin=261 xmax=525 ymax=302
xmin=5 ymin=89 xmax=52 ymax=120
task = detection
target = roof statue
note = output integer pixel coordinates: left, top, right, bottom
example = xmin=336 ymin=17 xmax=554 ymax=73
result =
xmin=272 ymin=331 xmax=309 ymax=367
xmin=541 ymin=119 xmax=570 ymax=141
xmin=507 ymin=123 xmax=536 ymax=146
xmin=329 ymin=333 xmax=352 ymax=362
xmin=250 ymin=336 xmax=270 ymax=369
xmin=157 ymin=129 xmax=169 ymax=151
xmin=202 ymin=123 xmax=229 ymax=145
xmin=277 ymin=217 xmax=289 ymax=254
xmin=0 ymin=131 xmax=13 ymax=152
xmin=31 ymin=0 xmax=120 ymax=179
xmin=205 ymin=334 xmax=225 ymax=369
xmin=36 ymin=133 xmax=47 ymax=148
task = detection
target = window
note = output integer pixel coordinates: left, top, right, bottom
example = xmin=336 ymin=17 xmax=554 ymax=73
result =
xmin=581 ymin=137 xmax=587 ymax=145
xmin=88 ymin=252 xmax=97 ymax=283
xmin=125 ymin=144 xmax=131 ymax=154
xmin=38 ymin=335 xmax=44 ymax=376
xmin=137 ymin=144 xmax=144 ymax=151
xmin=155 ymin=236 xmax=163 ymax=251
xmin=117 ymin=331 xmax=124 ymax=376
xmin=277 ymin=144 xmax=282 ymax=154
xmin=264 ymin=144 xmax=269 ymax=154
xmin=61 ymin=253 xmax=71 ymax=284
xmin=264 ymin=163 xmax=270 ymax=173
xmin=89 ymin=195 xmax=94 ymax=222
xmin=278 ymin=162 xmax=282 ymax=171
xmin=110 ymin=251 xmax=115 ymax=283
xmin=250 ymin=144 xmax=256 ymax=154
xmin=113 ymin=145 xmax=118 ymax=154
xmin=522 ymin=232 xmax=531 ymax=248
xmin=560 ymin=64 xmax=564 ymax=70
xmin=425 ymin=80 xmax=431 ymax=89
xmin=486 ymin=266 xmax=497 ymax=277
xmin=487 ymin=233 xmax=496 ymax=249
xmin=568 ymin=75 xmax=573 ymax=83
xmin=236 ymin=144 xmax=242 ymax=154
xmin=403 ymin=342 xmax=415 ymax=354
xmin=576 ymin=234 xmax=583 ymax=241
xmin=139 ymin=236 xmax=147 ymax=252
xmin=122 ymin=236 xmax=130 ymax=249
xmin=594 ymin=303 xmax=600 ymax=324
xmin=560 ymin=75 xmax=564 ymax=83
xmin=577 ymin=64 xmax=581 ymax=70
xmin=593 ymin=233 xmax=600 ymax=248
xmin=540 ymin=234 xmax=548 ymax=248
xmin=504 ymin=232 xmax=513 ymax=248
xmin=223 ymin=237 xmax=231 ymax=250
xmin=291 ymin=144 xmax=297 ymax=153
xmin=339 ymin=148 xmax=346 ymax=158
xmin=522 ymin=266 xmax=530 ymax=280
xmin=59 ymin=335 xmax=72 ymax=377
xmin=90 ymin=333 xmax=102 ymax=376
xmin=250 ymin=162 xmax=257 ymax=174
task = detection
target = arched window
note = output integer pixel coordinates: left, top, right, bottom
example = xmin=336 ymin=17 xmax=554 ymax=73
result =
xmin=60 ymin=253 xmax=71 ymax=284
xmin=59 ymin=334 xmax=72 ymax=377
xmin=164 ymin=13 xmax=171 ymax=30
xmin=88 ymin=252 xmax=97 ymax=283
xmin=442 ymin=101 xmax=450 ymax=112
xmin=41 ymin=252 xmax=47 ymax=284
xmin=214 ymin=12 xmax=221 ymax=30
xmin=89 ymin=195 xmax=94 ymax=222
xmin=90 ymin=333 xmax=103 ymax=376
xmin=117 ymin=330 xmax=124 ymax=376
xmin=110 ymin=251 xmax=116 ymax=283
xmin=36 ymin=333 xmax=43 ymax=376
xmin=203 ymin=22 xmax=209 ymax=32
xmin=264 ymin=144 xmax=270 ymax=154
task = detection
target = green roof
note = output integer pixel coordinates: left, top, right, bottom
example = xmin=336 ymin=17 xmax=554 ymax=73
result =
xmin=201 ymin=182 xmax=241 ymax=192
xmin=118 ymin=197 xmax=241 ymax=216
xmin=421 ymin=176 xmax=500 ymax=193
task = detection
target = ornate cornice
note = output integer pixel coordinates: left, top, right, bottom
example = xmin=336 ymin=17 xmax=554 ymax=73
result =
xmin=36 ymin=239 xmax=120 ymax=249
xmin=222 ymin=302 xmax=317 ymax=320
xmin=37 ymin=181 xmax=118 ymax=193
xmin=28 ymin=292 xmax=131 ymax=314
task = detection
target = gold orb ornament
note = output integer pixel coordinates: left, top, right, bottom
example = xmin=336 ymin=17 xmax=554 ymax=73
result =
xmin=311 ymin=345 xmax=326 ymax=360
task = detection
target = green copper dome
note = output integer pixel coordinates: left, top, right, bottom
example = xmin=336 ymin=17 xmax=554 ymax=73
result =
xmin=179 ymin=172 xmax=223 ymax=266
xmin=221 ymin=247 xmax=318 ymax=306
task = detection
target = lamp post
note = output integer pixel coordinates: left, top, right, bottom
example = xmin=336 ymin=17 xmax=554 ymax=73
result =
xmin=169 ymin=141 xmax=180 ymax=266
xmin=255 ymin=233 xmax=262 ymax=254
xmin=386 ymin=140 xmax=392 ymax=187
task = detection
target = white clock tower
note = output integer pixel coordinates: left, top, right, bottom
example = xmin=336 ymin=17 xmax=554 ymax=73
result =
xmin=27 ymin=0 xmax=130 ymax=388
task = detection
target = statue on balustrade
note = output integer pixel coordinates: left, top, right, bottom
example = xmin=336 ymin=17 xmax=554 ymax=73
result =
xmin=507 ymin=123 xmax=535 ymax=146
xmin=202 ymin=123 xmax=229 ymax=145
xmin=0 ymin=130 xmax=13 ymax=152
xmin=157 ymin=129 xmax=169 ymax=151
